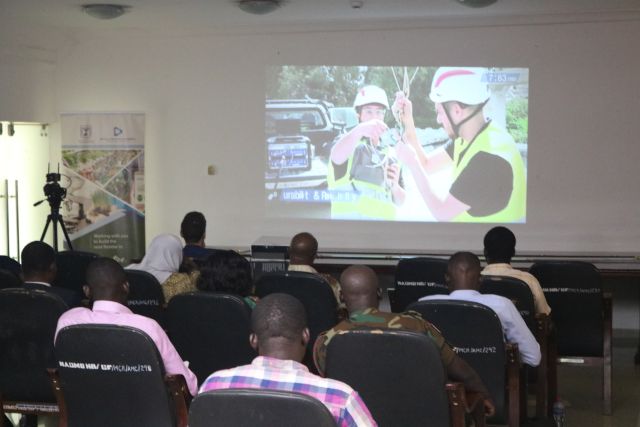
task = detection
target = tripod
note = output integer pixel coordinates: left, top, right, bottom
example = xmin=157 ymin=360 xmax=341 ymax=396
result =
xmin=40 ymin=202 xmax=73 ymax=252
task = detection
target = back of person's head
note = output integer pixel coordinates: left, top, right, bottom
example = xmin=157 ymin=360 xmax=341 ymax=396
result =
xmin=21 ymin=241 xmax=56 ymax=279
xmin=288 ymin=232 xmax=318 ymax=265
xmin=339 ymin=265 xmax=380 ymax=312
xmin=250 ymin=293 xmax=308 ymax=360
xmin=483 ymin=226 xmax=516 ymax=263
xmin=446 ymin=251 xmax=482 ymax=291
xmin=180 ymin=211 xmax=206 ymax=244
xmin=197 ymin=250 xmax=253 ymax=297
xmin=85 ymin=257 xmax=128 ymax=303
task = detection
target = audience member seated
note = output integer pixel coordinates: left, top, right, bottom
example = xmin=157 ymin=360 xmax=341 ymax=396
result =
xmin=55 ymin=257 xmax=198 ymax=396
xmin=196 ymin=250 xmax=258 ymax=309
xmin=314 ymin=265 xmax=495 ymax=417
xmin=288 ymin=232 xmax=343 ymax=312
xmin=482 ymin=226 xmax=551 ymax=315
xmin=421 ymin=252 xmax=541 ymax=367
xmin=21 ymin=241 xmax=81 ymax=308
xmin=127 ymin=233 xmax=198 ymax=303
xmin=180 ymin=211 xmax=221 ymax=273
xmin=199 ymin=293 xmax=377 ymax=426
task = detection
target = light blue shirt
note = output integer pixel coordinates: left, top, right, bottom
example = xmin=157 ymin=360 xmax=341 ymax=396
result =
xmin=419 ymin=289 xmax=541 ymax=366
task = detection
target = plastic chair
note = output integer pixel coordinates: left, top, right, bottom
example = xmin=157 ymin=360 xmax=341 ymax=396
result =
xmin=407 ymin=299 xmax=520 ymax=427
xmin=390 ymin=257 xmax=449 ymax=312
xmin=530 ymin=261 xmax=612 ymax=415
xmin=125 ymin=269 xmax=166 ymax=325
xmin=189 ymin=388 xmax=337 ymax=427
xmin=166 ymin=292 xmax=256 ymax=385
xmin=52 ymin=250 xmax=98 ymax=295
xmin=0 ymin=288 xmax=68 ymax=425
xmin=254 ymin=272 xmax=338 ymax=373
xmin=324 ymin=328 xmax=485 ymax=427
xmin=53 ymin=324 xmax=190 ymax=427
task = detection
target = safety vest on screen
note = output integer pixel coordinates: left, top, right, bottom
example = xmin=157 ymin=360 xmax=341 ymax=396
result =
xmin=452 ymin=122 xmax=526 ymax=223
xmin=327 ymin=140 xmax=396 ymax=220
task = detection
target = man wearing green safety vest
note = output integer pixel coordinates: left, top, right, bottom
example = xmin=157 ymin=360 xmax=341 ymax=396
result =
xmin=393 ymin=67 xmax=526 ymax=222
xmin=328 ymin=85 xmax=406 ymax=220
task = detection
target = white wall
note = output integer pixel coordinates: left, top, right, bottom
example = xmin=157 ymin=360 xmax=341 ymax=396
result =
xmin=0 ymin=46 xmax=56 ymax=123
xmin=43 ymin=18 xmax=640 ymax=254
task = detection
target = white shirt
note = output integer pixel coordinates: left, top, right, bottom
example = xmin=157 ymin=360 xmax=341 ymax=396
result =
xmin=420 ymin=289 xmax=541 ymax=366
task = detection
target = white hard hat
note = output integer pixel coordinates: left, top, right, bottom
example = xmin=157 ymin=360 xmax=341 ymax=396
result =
xmin=429 ymin=67 xmax=490 ymax=105
xmin=353 ymin=85 xmax=389 ymax=109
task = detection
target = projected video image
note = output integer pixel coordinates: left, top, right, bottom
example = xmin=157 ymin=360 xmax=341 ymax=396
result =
xmin=265 ymin=66 xmax=529 ymax=223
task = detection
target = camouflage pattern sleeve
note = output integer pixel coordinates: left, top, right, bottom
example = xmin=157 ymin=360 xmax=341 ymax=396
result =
xmin=313 ymin=321 xmax=353 ymax=376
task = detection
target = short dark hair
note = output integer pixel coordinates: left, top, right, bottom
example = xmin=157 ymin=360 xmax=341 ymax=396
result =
xmin=21 ymin=241 xmax=56 ymax=275
xmin=251 ymin=293 xmax=307 ymax=345
xmin=448 ymin=251 xmax=481 ymax=272
xmin=196 ymin=250 xmax=253 ymax=297
xmin=180 ymin=211 xmax=206 ymax=243
xmin=86 ymin=257 xmax=126 ymax=291
xmin=483 ymin=226 xmax=516 ymax=262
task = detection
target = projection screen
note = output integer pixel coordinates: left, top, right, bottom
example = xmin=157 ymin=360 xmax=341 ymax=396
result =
xmin=265 ymin=66 xmax=529 ymax=224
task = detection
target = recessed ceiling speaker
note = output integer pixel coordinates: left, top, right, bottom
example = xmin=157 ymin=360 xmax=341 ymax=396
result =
xmin=237 ymin=0 xmax=283 ymax=15
xmin=82 ymin=4 xmax=129 ymax=20
xmin=456 ymin=0 xmax=498 ymax=8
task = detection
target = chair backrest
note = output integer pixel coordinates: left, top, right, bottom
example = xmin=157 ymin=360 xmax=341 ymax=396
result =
xmin=407 ymin=299 xmax=509 ymax=424
xmin=0 ymin=268 xmax=22 ymax=289
xmin=166 ymin=292 xmax=256 ymax=385
xmin=189 ymin=388 xmax=337 ymax=427
xmin=530 ymin=261 xmax=603 ymax=357
xmin=392 ymin=257 xmax=449 ymax=312
xmin=0 ymin=288 xmax=67 ymax=403
xmin=125 ymin=269 xmax=166 ymax=324
xmin=52 ymin=250 xmax=98 ymax=294
xmin=480 ymin=275 xmax=535 ymax=332
xmin=55 ymin=324 xmax=179 ymax=427
xmin=0 ymin=256 xmax=21 ymax=277
xmin=324 ymin=328 xmax=449 ymax=427
xmin=254 ymin=272 xmax=338 ymax=371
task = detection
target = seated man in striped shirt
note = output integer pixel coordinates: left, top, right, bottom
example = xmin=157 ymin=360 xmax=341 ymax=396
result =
xmin=199 ymin=293 xmax=377 ymax=427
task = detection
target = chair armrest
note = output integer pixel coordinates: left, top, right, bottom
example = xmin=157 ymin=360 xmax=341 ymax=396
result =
xmin=534 ymin=313 xmax=551 ymax=418
xmin=46 ymin=368 xmax=68 ymax=427
xmin=505 ymin=343 xmax=521 ymax=427
xmin=165 ymin=374 xmax=191 ymax=427
xmin=445 ymin=382 xmax=486 ymax=427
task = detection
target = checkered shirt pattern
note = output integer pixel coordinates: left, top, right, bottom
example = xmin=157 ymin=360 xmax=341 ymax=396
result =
xmin=199 ymin=356 xmax=377 ymax=427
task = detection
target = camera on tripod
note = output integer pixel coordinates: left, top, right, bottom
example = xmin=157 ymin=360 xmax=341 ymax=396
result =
xmin=36 ymin=165 xmax=73 ymax=251
xmin=43 ymin=172 xmax=67 ymax=208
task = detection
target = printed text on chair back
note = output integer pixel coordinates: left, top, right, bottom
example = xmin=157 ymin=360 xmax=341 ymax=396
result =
xmin=393 ymin=257 xmax=449 ymax=312
xmin=55 ymin=324 xmax=176 ymax=427
xmin=407 ymin=299 xmax=508 ymax=425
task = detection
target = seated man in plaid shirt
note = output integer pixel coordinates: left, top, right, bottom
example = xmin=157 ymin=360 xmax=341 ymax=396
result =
xmin=198 ymin=293 xmax=377 ymax=427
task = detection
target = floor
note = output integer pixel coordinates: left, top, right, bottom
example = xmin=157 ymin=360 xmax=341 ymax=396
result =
xmin=548 ymin=332 xmax=640 ymax=427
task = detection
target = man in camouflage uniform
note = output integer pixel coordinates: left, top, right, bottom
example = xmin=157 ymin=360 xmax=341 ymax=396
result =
xmin=313 ymin=264 xmax=495 ymax=416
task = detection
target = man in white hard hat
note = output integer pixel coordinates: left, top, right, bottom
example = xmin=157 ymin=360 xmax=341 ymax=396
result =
xmin=328 ymin=85 xmax=405 ymax=220
xmin=393 ymin=67 xmax=526 ymax=223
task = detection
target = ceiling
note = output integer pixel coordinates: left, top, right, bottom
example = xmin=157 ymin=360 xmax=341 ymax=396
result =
xmin=1 ymin=0 xmax=640 ymax=49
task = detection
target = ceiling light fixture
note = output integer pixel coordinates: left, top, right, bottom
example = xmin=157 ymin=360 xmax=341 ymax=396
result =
xmin=455 ymin=0 xmax=498 ymax=8
xmin=82 ymin=4 xmax=129 ymax=20
xmin=237 ymin=0 xmax=282 ymax=15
